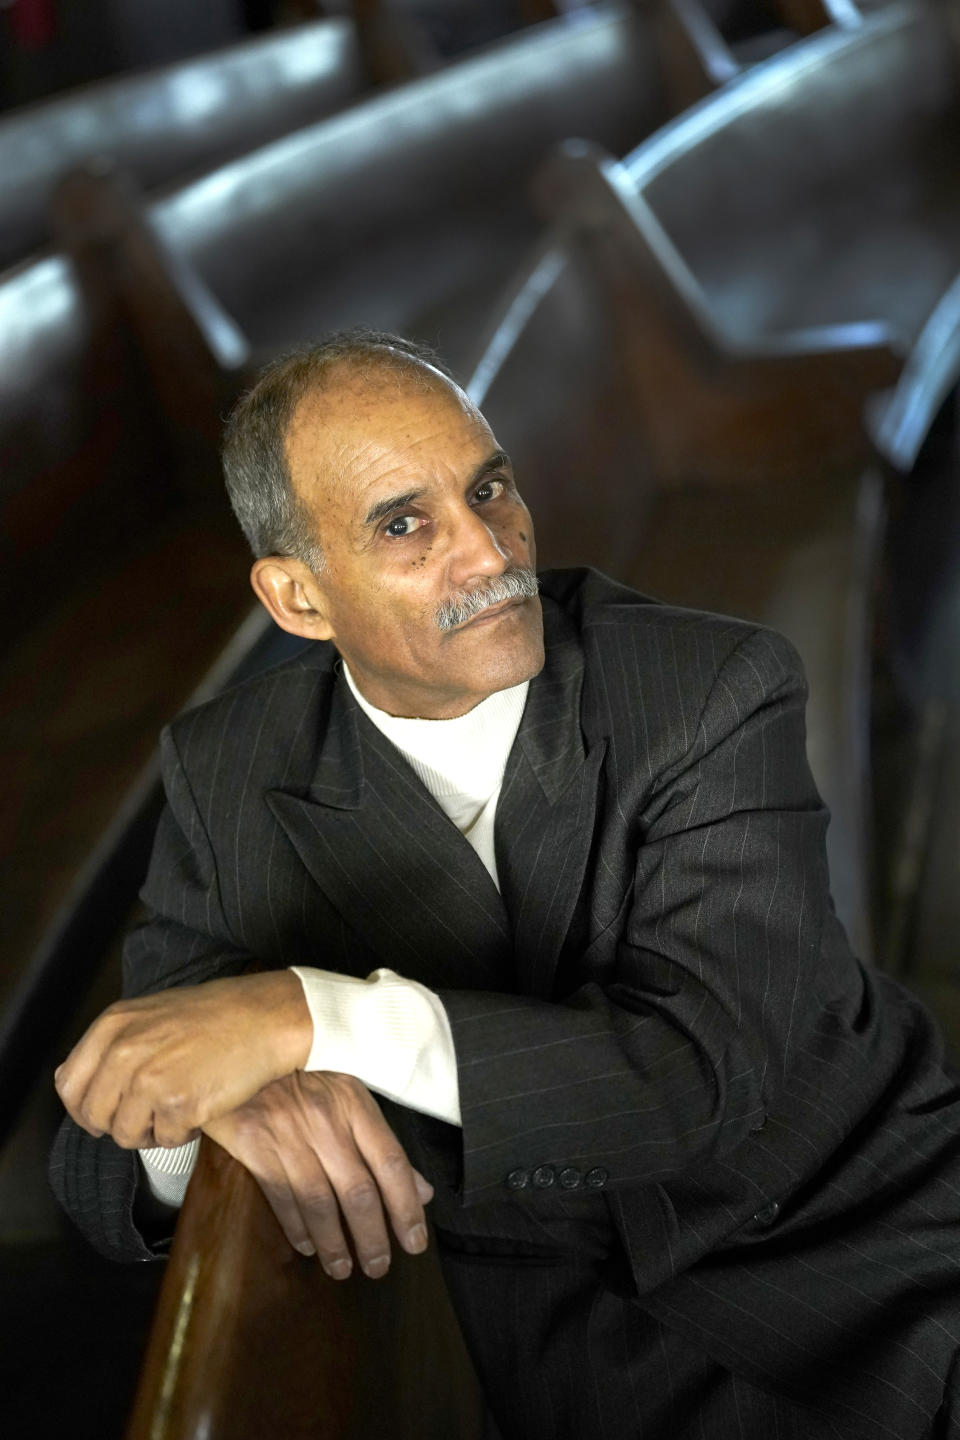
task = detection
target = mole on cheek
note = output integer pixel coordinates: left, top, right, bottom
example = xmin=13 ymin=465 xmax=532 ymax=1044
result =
xmin=518 ymin=531 xmax=528 ymax=543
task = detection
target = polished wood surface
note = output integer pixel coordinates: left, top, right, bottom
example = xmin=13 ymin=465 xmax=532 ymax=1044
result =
xmin=466 ymin=131 xmax=904 ymax=959
xmin=0 ymin=18 xmax=368 ymax=272
xmin=126 ymin=1139 xmax=485 ymax=1440
xmin=52 ymin=161 xmax=253 ymax=495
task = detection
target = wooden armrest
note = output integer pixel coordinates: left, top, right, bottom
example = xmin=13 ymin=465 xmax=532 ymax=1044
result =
xmin=126 ymin=1136 xmax=486 ymax=1440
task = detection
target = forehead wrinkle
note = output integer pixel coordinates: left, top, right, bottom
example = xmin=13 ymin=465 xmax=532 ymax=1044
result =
xmin=285 ymin=377 xmax=498 ymax=535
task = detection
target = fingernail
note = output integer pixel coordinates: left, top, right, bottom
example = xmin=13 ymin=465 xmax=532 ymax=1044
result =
xmin=325 ymin=1258 xmax=352 ymax=1280
xmin=363 ymin=1255 xmax=389 ymax=1279
xmin=406 ymin=1224 xmax=427 ymax=1254
xmin=295 ymin=1241 xmax=316 ymax=1257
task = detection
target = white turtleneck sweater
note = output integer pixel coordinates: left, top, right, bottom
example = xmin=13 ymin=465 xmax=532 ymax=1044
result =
xmin=138 ymin=666 xmax=528 ymax=1206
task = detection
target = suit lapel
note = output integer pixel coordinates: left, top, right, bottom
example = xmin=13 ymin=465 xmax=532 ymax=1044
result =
xmin=268 ymin=669 xmax=513 ymax=992
xmin=496 ymin=601 xmax=607 ymax=999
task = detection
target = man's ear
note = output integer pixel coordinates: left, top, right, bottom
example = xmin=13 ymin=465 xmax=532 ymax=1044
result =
xmin=249 ymin=556 xmax=334 ymax=641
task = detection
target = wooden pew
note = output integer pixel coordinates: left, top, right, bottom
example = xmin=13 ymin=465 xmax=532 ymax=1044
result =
xmin=482 ymin=0 xmax=960 ymax=962
xmin=460 ymin=160 xmax=903 ymax=964
xmin=0 ymin=607 xmax=304 ymax=1146
xmin=620 ymin=0 xmax=960 ymax=382
xmin=0 ymin=3 xmax=664 ymax=628
xmin=0 ymin=17 xmax=369 ymax=272
xmin=648 ymin=0 xmax=863 ymax=113
xmin=124 ymin=1138 xmax=486 ymax=1440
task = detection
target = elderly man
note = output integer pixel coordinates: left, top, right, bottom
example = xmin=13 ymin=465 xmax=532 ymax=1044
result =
xmin=53 ymin=331 xmax=960 ymax=1438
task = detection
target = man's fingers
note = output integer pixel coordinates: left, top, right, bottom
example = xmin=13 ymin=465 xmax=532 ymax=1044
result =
xmin=66 ymin=1060 xmax=122 ymax=1140
xmin=347 ymin=1099 xmax=430 ymax=1262
xmin=54 ymin=1017 xmax=119 ymax=1129
xmin=253 ymin=1166 xmax=325 ymax=1261
xmin=272 ymin=1155 xmax=356 ymax=1278
xmin=205 ymin=1072 xmax=434 ymax=1281
xmin=324 ymin=1161 xmax=393 ymax=1278
xmin=414 ymin=1170 xmax=435 ymax=1204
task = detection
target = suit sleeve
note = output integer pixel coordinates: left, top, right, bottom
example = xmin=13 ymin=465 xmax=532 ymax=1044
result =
xmin=50 ymin=725 xmax=256 ymax=1261
xmin=439 ymin=627 xmax=834 ymax=1206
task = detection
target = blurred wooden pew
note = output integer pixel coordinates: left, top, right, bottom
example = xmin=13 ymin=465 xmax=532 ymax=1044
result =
xmin=0 ymin=3 xmax=664 ymax=635
xmin=0 ymin=17 xmax=370 ymax=273
xmin=479 ymin=0 xmax=960 ymax=962
xmin=650 ymin=0 xmax=864 ymax=111
xmin=461 ymin=158 xmax=904 ymax=964
xmin=0 ymin=606 xmax=303 ymax=1145
xmin=623 ymin=0 xmax=960 ymax=370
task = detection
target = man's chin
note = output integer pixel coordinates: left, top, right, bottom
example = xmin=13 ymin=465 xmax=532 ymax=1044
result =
xmin=452 ymin=597 xmax=545 ymax=690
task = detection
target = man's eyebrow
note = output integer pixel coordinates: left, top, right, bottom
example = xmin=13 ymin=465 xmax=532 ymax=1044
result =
xmin=363 ymin=488 xmax=426 ymax=528
xmin=472 ymin=451 xmax=512 ymax=485
xmin=361 ymin=452 xmax=512 ymax=529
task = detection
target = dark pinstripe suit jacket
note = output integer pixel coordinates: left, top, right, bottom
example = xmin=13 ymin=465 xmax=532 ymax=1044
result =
xmin=52 ymin=568 xmax=960 ymax=1437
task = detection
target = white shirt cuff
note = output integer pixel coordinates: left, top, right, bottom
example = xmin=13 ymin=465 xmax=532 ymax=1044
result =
xmin=136 ymin=966 xmax=460 ymax=1210
xmin=138 ymin=1137 xmax=199 ymax=1208
xmin=289 ymin=965 xmax=462 ymax=1127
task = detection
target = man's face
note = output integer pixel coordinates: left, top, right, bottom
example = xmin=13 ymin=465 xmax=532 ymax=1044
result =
xmin=283 ymin=367 xmax=544 ymax=718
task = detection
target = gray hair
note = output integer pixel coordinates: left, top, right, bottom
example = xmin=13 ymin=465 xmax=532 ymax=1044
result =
xmin=221 ymin=329 xmax=456 ymax=571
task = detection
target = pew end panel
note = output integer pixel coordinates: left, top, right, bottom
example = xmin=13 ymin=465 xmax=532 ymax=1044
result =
xmin=467 ymin=195 xmax=889 ymax=957
xmin=649 ymin=0 xmax=742 ymax=114
xmin=126 ymin=1136 xmax=486 ymax=1440
xmin=630 ymin=2 xmax=960 ymax=348
xmin=51 ymin=161 xmax=255 ymax=501
xmin=534 ymin=139 xmax=902 ymax=488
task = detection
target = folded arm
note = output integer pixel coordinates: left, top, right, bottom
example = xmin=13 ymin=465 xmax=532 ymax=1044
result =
xmin=441 ymin=626 xmax=833 ymax=1204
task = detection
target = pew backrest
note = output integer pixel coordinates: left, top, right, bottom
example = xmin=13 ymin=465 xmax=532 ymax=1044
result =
xmin=148 ymin=5 xmax=661 ymax=323
xmin=0 ymin=4 xmax=662 ymax=644
xmin=624 ymin=0 xmax=960 ymax=340
xmin=0 ymin=17 xmax=367 ymax=271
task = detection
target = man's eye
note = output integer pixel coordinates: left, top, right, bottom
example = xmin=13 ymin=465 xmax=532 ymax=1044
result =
xmin=474 ymin=479 xmax=505 ymax=504
xmin=385 ymin=515 xmax=421 ymax=538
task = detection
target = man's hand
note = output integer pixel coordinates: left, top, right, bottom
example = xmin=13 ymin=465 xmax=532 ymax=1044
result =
xmin=55 ymin=972 xmax=312 ymax=1148
xmin=203 ymin=1071 xmax=435 ymax=1280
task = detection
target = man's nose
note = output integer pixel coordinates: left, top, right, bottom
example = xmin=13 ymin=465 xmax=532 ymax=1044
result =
xmin=447 ymin=504 xmax=510 ymax=586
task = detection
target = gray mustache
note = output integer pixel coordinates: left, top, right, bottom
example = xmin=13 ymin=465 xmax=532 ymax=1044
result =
xmin=435 ymin=567 xmax=539 ymax=632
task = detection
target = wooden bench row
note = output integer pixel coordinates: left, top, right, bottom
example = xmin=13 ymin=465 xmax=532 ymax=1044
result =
xmin=0 ymin=0 xmax=607 ymax=276
xmin=0 ymin=16 xmax=368 ymax=273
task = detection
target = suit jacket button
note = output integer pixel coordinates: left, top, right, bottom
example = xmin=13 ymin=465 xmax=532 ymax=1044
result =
xmin=532 ymin=1165 xmax=556 ymax=1189
xmin=505 ymin=1168 xmax=529 ymax=1191
xmin=584 ymin=1166 xmax=609 ymax=1189
xmin=558 ymin=1167 xmax=581 ymax=1190
xmin=752 ymin=1200 xmax=780 ymax=1226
